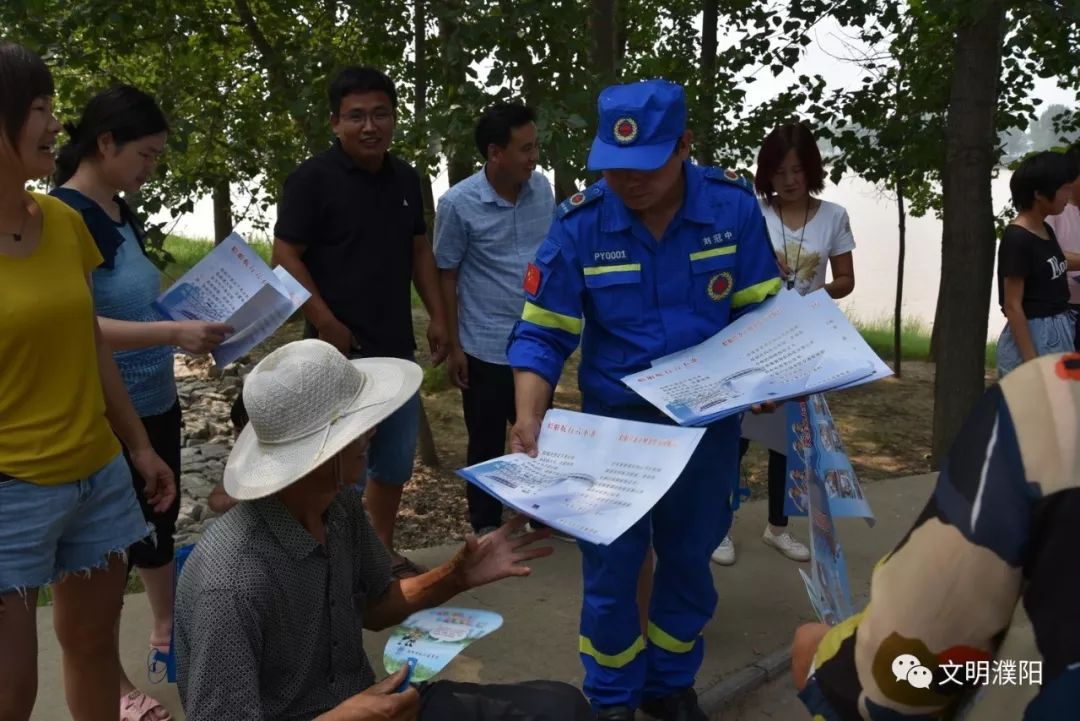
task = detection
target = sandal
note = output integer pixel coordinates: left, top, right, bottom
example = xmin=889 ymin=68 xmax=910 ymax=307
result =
xmin=390 ymin=555 xmax=428 ymax=579
xmin=120 ymin=690 xmax=172 ymax=721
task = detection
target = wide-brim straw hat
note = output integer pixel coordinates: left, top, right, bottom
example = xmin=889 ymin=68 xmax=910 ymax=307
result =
xmin=224 ymin=338 xmax=422 ymax=500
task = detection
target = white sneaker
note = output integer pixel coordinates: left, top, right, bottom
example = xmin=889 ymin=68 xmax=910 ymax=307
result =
xmin=762 ymin=527 xmax=810 ymax=561
xmin=710 ymin=535 xmax=736 ymax=565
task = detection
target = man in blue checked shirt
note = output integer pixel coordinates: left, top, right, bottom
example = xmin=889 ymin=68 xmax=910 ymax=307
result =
xmin=506 ymin=79 xmax=781 ymax=721
xmin=435 ymin=102 xmax=555 ymax=534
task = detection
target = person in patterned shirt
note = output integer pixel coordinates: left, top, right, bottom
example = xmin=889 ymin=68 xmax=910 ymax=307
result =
xmin=176 ymin=340 xmax=591 ymax=721
xmin=791 ymin=352 xmax=1080 ymax=719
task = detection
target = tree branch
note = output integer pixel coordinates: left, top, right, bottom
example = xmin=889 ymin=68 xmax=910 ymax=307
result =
xmin=233 ymin=0 xmax=294 ymax=102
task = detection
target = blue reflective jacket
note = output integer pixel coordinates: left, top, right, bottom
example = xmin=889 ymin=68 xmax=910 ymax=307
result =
xmin=508 ymin=161 xmax=781 ymax=409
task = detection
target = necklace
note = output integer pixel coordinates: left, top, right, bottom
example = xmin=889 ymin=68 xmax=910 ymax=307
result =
xmin=1 ymin=200 xmax=29 ymax=242
xmin=780 ymin=198 xmax=812 ymax=291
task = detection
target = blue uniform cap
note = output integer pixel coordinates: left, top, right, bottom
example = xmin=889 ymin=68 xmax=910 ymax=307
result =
xmin=587 ymin=79 xmax=686 ymax=172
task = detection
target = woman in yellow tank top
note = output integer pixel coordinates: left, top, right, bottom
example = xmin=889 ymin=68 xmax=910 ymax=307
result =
xmin=0 ymin=43 xmax=176 ymax=721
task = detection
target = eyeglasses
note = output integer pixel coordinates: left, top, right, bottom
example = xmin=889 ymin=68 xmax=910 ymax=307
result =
xmin=342 ymin=109 xmax=394 ymax=126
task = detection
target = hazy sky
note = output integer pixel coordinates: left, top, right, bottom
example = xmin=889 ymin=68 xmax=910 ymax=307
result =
xmin=735 ymin=16 xmax=1073 ymax=114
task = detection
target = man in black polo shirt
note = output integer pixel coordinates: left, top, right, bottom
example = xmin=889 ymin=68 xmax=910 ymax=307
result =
xmin=272 ymin=66 xmax=448 ymax=578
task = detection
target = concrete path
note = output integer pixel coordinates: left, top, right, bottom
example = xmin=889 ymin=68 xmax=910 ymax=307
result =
xmin=32 ymin=473 xmax=936 ymax=720
xmin=724 ymin=672 xmax=813 ymax=720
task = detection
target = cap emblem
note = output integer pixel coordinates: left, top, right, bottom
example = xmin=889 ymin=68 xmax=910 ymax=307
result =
xmin=613 ymin=117 xmax=639 ymax=145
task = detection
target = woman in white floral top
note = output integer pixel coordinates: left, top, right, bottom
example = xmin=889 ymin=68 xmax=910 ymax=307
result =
xmin=712 ymin=121 xmax=856 ymax=566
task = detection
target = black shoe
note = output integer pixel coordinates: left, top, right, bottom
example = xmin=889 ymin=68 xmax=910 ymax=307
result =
xmin=639 ymin=688 xmax=707 ymax=721
xmin=596 ymin=706 xmax=635 ymax=721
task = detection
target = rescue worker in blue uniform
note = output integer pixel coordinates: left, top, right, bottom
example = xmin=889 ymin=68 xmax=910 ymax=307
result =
xmin=506 ymin=79 xmax=782 ymax=721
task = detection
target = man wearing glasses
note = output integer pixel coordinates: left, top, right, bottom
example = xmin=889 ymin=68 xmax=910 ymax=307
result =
xmin=273 ymin=66 xmax=448 ymax=579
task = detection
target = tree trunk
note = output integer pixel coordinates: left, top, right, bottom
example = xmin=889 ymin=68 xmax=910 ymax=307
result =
xmin=416 ymin=404 xmax=439 ymax=468
xmin=447 ymin=156 xmax=472 ymax=187
xmin=584 ymin=0 xmax=620 ymax=185
xmin=437 ymin=0 xmax=474 ymax=188
xmin=893 ymin=179 xmax=906 ymax=378
xmin=615 ymin=0 xmax=629 ymax=63
xmin=697 ymin=0 xmax=720 ymax=166
xmin=591 ymin=0 xmax=618 ymax=86
xmin=496 ymin=0 xmax=541 ymax=107
xmin=930 ymin=3 xmax=1005 ymax=468
xmin=413 ymin=0 xmax=437 ymax=233
xmin=414 ymin=0 xmax=428 ymax=140
xmin=928 ymin=291 xmax=943 ymax=362
xmin=212 ymin=180 xmax=233 ymax=243
xmin=413 ymin=0 xmax=440 ymax=468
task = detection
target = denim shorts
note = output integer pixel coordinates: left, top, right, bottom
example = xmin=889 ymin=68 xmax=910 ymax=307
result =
xmin=0 ymin=454 xmax=152 ymax=595
xmin=361 ymin=391 xmax=421 ymax=488
xmin=996 ymin=310 xmax=1077 ymax=378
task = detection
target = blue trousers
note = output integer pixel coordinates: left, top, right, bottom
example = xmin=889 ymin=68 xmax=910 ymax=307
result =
xmin=577 ymin=400 xmax=738 ymax=710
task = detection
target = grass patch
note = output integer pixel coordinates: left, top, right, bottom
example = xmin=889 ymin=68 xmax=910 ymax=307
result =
xmin=160 ymin=235 xmax=272 ymax=279
xmin=160 ymin=235 xmax=427 ymax=310
xmin=852 ymin=315 xmax=998 ymax=368
xmin=855 ymin=316 xmax=932 ymax=361
xmin=422 ymin=364 xmax=451 ymax=393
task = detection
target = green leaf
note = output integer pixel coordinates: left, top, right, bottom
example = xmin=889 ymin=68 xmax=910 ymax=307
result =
xmin=566 ymin=114 xmax=588 ymax=129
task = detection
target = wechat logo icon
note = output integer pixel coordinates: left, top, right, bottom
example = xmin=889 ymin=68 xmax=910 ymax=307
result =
xmin=892 ymin=654 xmax=933 ymax=689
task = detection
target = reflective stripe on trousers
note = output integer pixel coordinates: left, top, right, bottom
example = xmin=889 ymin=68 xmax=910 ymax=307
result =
xmin=577 ymin=402 xmax=738 ymax=709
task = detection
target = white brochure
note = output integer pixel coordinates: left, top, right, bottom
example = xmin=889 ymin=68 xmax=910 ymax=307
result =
xmin=458 ymin=409 xmax=705 ymax=545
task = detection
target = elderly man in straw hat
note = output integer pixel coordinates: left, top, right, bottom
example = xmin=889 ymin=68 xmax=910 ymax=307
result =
xmin=175 ymin=339 xmax=591 ymax=721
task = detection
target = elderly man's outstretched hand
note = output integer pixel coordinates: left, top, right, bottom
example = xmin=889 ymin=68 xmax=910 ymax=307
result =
xmin=459 ymin=515 xmax=554 ymax=589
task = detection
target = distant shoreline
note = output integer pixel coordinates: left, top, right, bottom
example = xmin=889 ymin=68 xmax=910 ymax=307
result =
xmin=157 ymin=173 xmax=1018 ymax=339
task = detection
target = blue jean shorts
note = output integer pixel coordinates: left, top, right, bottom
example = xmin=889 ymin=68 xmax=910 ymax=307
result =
xmin=996 ymin=310 xmax=1077 ymax=378
xmin=362 ymin=391 xmax=421 ymax=488
xmin=0 ymin=454 xmax=151 ymax=595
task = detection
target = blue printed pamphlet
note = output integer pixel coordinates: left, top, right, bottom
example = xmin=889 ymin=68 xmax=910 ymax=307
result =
xmin=154 ymin=233 xmax=309 ymax=367
xmin=783 ymin=395 xmax=874 ymax=523
xmin=800 ymin=458 xmax=855 ymax=626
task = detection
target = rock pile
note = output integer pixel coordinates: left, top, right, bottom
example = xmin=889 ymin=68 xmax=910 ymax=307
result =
xmin=172 ymin=355 xmax=246 ymax=546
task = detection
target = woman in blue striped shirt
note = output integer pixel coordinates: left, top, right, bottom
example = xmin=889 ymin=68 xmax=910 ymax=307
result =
xmin=52 ymin=85 xmax=231 ymax=721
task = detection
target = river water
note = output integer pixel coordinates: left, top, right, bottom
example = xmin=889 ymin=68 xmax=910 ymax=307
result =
xmin=824 ymin=174 xmax=1012 ymax=340
xmin=167 ymin=171 xmax=1016 ymax=340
